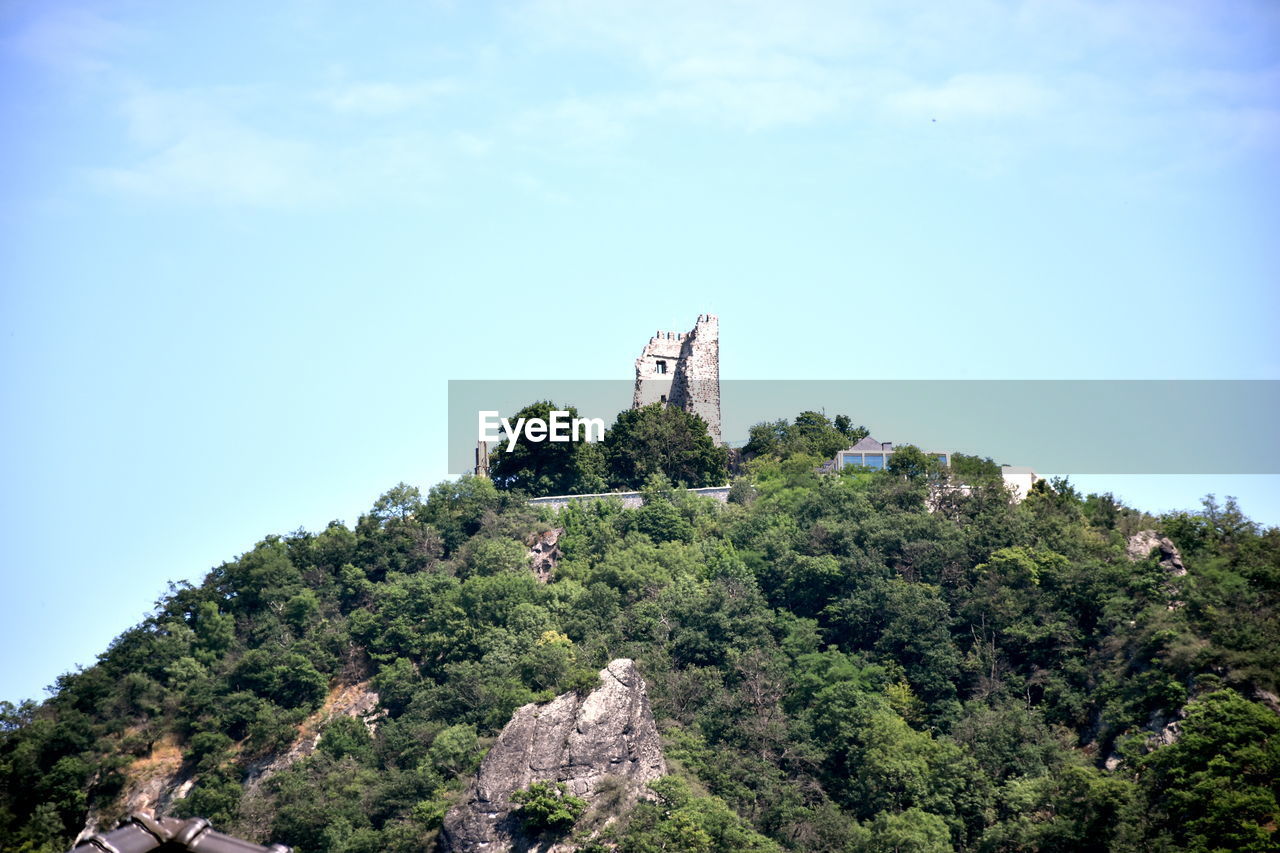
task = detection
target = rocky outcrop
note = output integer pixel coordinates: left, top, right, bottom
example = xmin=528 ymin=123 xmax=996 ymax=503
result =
xmin=1126 ymin=530 xmax=1187 ymax=575
xmin=441 ymin=659 xmax=667 ymax=852
xmin=244 ymin=681 xmax=382 ymax=791
xmin=74 ymin=735 xmax=191 ymax=843
xmin=76 ymin=681 xmax=382 ymax=844
xmin=1252 ymin=688 xmax=1280 ymax=717
xmin=527 ymin=528 xmax=563 ymax=583
xmin=1127 ymin=530 xmax=1187 ymax=609
xmin=1102 ymin=706 xmax=1188 ymax=772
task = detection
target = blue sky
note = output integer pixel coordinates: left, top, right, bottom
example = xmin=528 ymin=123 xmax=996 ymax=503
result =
xmin=2 ymin=0 xmax=1277 ymax=705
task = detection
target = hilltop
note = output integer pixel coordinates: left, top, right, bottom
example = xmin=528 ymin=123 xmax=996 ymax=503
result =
xmin=2 ymin=411 xmax=1278 ymax=852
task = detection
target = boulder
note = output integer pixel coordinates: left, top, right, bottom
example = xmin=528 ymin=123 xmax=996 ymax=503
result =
xmin=527 ymin=528 xmax=563 ymax=583
xmin=1127 ymin=530 xmax=1188 ymax=609
xmin=1126 ymin=530 xmax=1187 ymax=576
xmin=440 ymin=659 xmax=666 ymax=852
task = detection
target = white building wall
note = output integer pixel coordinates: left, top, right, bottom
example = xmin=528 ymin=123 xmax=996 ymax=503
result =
xmin=1001 ymin=466 xmax=1042 ymax=502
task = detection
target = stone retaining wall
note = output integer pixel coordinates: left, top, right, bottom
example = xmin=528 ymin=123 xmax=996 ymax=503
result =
xmin=529 ymin=485 xmax=730 ymax=510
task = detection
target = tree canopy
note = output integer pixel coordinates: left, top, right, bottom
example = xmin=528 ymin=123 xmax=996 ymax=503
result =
xmin=487 ymin=401 xmax=608 ymax=497
xmin=602 ymin=402 xmax=729 ymax=490
xmin=484 ymin=400 xmax=726 ymax=496
xmin=743 ymin=410 xmax=867 ymax=462
xmin=2 ymin=415 xmax=1278 ymax=852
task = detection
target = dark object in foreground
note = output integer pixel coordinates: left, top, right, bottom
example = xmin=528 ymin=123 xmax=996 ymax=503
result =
xmin=71 ymin=813 xmax=291 ymax=853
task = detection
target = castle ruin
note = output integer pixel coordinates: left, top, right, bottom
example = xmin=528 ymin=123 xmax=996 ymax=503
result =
xmin=633 ymin=313 xmax=721 ymax=444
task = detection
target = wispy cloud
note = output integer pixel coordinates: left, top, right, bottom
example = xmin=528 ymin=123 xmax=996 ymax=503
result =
xmin=318 ymin=79 xmax=459 ymax=116
xmin=92 ymin=86 xmax=457 ymax=208
xmin=5 ymin=6 xmax=137 ymax=74
xmin=511 ymin=0 xmax=870 ymax=131
xmin=886 ymin=73 xmax=1052 ymax=121
xmin=93 ymin=88 xmax=333 ymax=207
xmin=26 ymin=0 xmax=1275 ymax=208
xmin=506 ymin=0 xmax=1280 ymax=163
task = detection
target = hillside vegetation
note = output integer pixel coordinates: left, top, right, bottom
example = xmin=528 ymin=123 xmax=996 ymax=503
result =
xmin=2 ymin=411 xmax=1278 ymax=852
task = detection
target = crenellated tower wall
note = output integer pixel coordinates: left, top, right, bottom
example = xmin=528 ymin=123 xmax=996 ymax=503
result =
xmin=632 ymin=313 xmax=721 ymax=444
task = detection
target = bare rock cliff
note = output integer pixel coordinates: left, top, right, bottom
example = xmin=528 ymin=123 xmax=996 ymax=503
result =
xmin=440 ymin=658 xmax=667 ymax=852
xmin=74 ymin=681 xmax=380 ymax=845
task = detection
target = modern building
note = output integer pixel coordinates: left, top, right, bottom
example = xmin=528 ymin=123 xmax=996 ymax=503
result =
xmin=835 ymin=435 xmax=950 ymax=470
xmin=997 ymin=466 xmax=1041 ymax=501
xmin=827 ymin=436 xmax=1041 ymax=502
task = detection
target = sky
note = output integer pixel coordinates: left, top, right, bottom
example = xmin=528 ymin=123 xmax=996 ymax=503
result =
xmin=1 ymin=0 xmax=1277 ymax=706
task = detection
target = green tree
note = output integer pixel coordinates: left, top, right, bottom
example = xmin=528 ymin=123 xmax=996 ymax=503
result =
xmin=809 ymin=685 xmax=986 ymax=839
xmin=192 ymin=601 xmax=235 ymax=664
xmin=230 ymin=649 xmax=328 ymax=709
xmin=215 ymin=536 xmax=303 ymax=614
xmin=743 ymin=411 xmax=866 ymax=461
xmin=488 ymin=401 xmax=606 ymax=497
xmin=511 ymin=780 xmax=587 ymax=834
xmin=356 ymin=483 xmax=443 ymax=577
xmin=949 ymin=452 xmax=1002 ymax=482
xmin=742 ymin=419 xmax=791 ymax=459
xmin=172 ymin=769 xmax=243 ymax=827
xmin=792 ymin=410 xmax=863 ymax=458
xmin=886 ymin=444 xmax=942 ymax=481
xmin=371 ymin=482 xmax=423 ymax=522
xmin=834 ymin=414 xmax=867 ymax=440
xmin=865 ymin=807 xmax=951 ymax=853
xmin=318 ymin=716 xmax=374 ymax=764
xmin=980 ymin=764 xmax=1136 ymax=853
xmin=425 ymin=724 xmax=480 ymax=778
xmin=634 ymin=497 xmax=695 ymax=544
xmin=619 ymin=777 xmax=780 ymax=853
xmin=603 ymin=403 xmax=729 ymax=490
xmin=421 ymin=475 xmax=509 ymax=554
xmin=1138 ymin=689 xmax=1280 ymax=851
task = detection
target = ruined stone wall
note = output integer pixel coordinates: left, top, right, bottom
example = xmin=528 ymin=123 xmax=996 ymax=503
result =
xmin=672 ymin=314 xmax=720 ymax=444
xmin=632 ymin=313 xmax=721 ymax=444
xmin=632 ymin=332 xmax=684 ymax=408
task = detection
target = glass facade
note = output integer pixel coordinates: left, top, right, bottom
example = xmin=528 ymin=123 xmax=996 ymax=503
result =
xmin=842 ymin=450 xmax=950 ymax=469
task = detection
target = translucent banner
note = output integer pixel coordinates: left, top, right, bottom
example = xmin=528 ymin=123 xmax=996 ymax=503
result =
xmin=447 ymin=380 xmax=1280 ymax=476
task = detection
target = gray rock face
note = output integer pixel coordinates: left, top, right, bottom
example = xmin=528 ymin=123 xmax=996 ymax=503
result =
xmin=1253 ymin=688 xmax=1280 ymax=717
xmin=1126 ymin=530 xmax=1188 ymax=610
xmin=527 ymin=528 xmax=563 ymax=583
xmin=1126 ymin=530 xmax=1187 ymax=576
xmin=441 ymin=659 xmax=667 ymax=852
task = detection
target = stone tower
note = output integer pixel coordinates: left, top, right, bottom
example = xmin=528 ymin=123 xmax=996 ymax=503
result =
xmin=633 ymin=313 xmax=721 ymax=444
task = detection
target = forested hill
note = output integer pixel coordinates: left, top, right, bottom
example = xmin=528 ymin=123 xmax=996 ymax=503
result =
xmin=3 ymin=426 xmax=1279 ymax=852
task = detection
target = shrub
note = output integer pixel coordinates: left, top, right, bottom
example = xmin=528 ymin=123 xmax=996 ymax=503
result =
xmin=511 ymin=780 xmax=587 ymax=834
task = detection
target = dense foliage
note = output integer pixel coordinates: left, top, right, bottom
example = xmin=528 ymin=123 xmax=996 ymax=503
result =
xmin=742 ymin=410 xmax=868 ymax=461
xmin=511 ymin=780 xmax=588 ymax=834
xmin=602 ymin=403 xmax=729 ymax=491
xmin=487 ymin=401 xmax=609 ymax=497
xmin=488 ymin=400 xmax=729 ymax=496
xmin=2 ymin=418 xmax=1278 ymax=852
